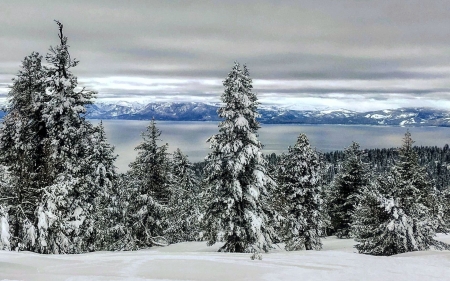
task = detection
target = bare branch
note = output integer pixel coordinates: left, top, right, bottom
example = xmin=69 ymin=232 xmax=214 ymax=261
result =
xmin=0 ymin=197 xmax=17 ymax=201
xmin=53 ymin=20 xmax=69 ymax=79
xmin=54 ymin=20 xmax=64 ymax=43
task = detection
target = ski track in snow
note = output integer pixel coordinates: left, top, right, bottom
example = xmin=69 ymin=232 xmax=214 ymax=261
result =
xmin=1 ymin=235 xmax=450 ymax=281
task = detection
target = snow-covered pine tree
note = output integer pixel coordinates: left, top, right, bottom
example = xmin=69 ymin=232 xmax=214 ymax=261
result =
xmin=36 ymin=175 xmax=79 ymax=254
xmin=102 ymin=173 xmax=135 ymax=251
xmin=328 ymin=142 xmax=370 ymax=238
xmin=165 ymin=148 xmax=202 ymax=244
xmin=0 ymin=52 xmax=47 ymax=251
xmin=441 ymin=184 xmax=450 ymax=231
xmin=352 ymin=131 xmax=449 ymax=255
xmin=127 ymin=119 xmax=171 ymax=249
xmin=36 ymin=21 xmax=97 ymax=254
xmin=203 ymin=62 xmax=276 ymax=253
xmin=85 ymin=121 xmax=118 ymax=251
xmin=276 ymin=133 xmax=328 ymax=250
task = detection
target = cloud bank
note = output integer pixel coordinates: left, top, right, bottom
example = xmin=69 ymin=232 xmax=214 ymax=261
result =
xmin=1 ymin=0 xmax=450 ymax=111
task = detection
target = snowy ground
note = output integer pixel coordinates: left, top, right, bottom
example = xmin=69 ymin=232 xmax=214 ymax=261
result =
xmin=1 ymin=235 xmax=450 ymax=281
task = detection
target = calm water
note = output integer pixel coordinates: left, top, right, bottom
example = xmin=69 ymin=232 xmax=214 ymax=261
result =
xmin=92 ymin=120 xmax=450 ymax=172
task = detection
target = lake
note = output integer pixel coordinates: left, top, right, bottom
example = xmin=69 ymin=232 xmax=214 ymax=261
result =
xmin=92 ymin=120 xmax=450 ymax=172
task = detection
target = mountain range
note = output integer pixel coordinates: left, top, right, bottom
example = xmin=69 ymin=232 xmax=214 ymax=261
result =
xmin=82 ymin=101 xmax=450 ymax=127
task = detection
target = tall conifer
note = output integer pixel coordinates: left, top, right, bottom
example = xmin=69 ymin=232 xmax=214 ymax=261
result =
xmin=36 ymin=21 xmax=96 ymax=253
xmin=126 ymin=119 xmax=171 ymax=248
xmin=0 ymin=52 xmax=47 ymax=250
xmin=352 ymin=131 xmax=449 ymax=255
xmin=165 ymin=148 xmax=201 ymax=243
xmin=203 ymin=62 xmax=276 ymax=253
xmin=277 ymin=134 xmax=328 ymax=250
xmin=328 ymin=142 xmax=370 ymax=238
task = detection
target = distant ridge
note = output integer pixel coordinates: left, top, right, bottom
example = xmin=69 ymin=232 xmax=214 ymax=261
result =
xmin=1 ymin=101 xmax=450 ymax=126
xmin=80 ymin=102 xmax=450 ymax=127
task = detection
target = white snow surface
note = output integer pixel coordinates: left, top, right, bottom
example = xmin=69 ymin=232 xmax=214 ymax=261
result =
xmin=1 ymin=235 xmax=450 ymax=280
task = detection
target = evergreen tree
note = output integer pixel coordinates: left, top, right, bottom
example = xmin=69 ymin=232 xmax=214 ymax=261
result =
xmin=0 ymin=22 xmax=116 ymax=254
xmin=323 ymin=145 xmax=450 ymax=190
xmin=34 ymin=21 xmax=97 ymax=254
xmin=165 ymin=148 xmax=202 ymax=243
xmin=102 ymin=173 xmax=135 ymax=251
xmin=328 ymin=142 xmax=370 ymax=238
xmin=352 ymin=131 xmax=449 ymax=255
xmin=276 ymin=133 xmax=328 ymax=250
xmin=126 ymin=119 xmax=171 ymax=249
xmin=36 ymin=175 xmax=79 ymax=254
xmin=203 ymin=62 xmax=276 ymax=253
xmin=0 ymin=52 xmax=47 ymax=251
xmin=86 ymin=121 xmax=118 ymax=251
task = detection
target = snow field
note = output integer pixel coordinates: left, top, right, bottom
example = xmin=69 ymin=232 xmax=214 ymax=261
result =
xmin=1 ymin=235 xmax=450 ymax=281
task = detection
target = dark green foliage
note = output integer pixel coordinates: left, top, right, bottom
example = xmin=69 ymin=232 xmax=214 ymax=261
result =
xmin=352 ymin=131 xmax=449 ymax=255
xmin=126 ymin=119 xmax=171 ymax=249
xmin=100 ymin=173 xmax=136 ymax=251
xmin=165 ymin=148 xmax=202 ymax=244
xmin=276 ymin=134 xmax=328 ymax=251
xmin=327 ymin=142 xmax=370 ymax=238
xmin=323 ymin=145 xmax=450 ymax=191
xmin=87 ymin=122 xmax=118 ymax=251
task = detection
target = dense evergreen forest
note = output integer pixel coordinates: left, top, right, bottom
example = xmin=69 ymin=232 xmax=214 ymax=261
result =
xmin=1 ymin=22 xmax=450 ymax=257
xmin=323 ymin=145 xmax=450 ymax=189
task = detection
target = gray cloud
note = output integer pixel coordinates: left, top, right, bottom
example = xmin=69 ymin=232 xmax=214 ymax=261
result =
xmin=1 ymin=0 xmax=450 ymax=110
xmin=258 ymin=85 xmax=450 ymax=94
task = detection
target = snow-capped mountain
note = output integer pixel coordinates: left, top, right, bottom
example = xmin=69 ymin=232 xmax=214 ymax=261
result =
xmin=86 ymin=101 xmax=146 ymax=118
xmin=86 ymin=102 xmax=221 ymax=121
xmin=2 ymin=100 xmax=449 ymax=126
xmin=84 ymin=102 xmax=450 ymax=126
xmin=258 ymin=107 xmax=450 ymax=126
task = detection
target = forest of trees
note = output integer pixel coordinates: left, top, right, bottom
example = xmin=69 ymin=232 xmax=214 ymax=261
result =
xmin=1 ymin=22 xmax=450 ymax=256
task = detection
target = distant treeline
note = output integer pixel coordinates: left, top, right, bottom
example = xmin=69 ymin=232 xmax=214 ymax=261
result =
xmin=323 ymin=145 xmax=450 ymax=190
xmin=195 ymin=144 xmax=450 ymax=191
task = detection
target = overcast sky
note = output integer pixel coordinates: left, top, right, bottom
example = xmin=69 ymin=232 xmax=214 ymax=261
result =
xmin=1 ymin=0 xmax=450 ymax=111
